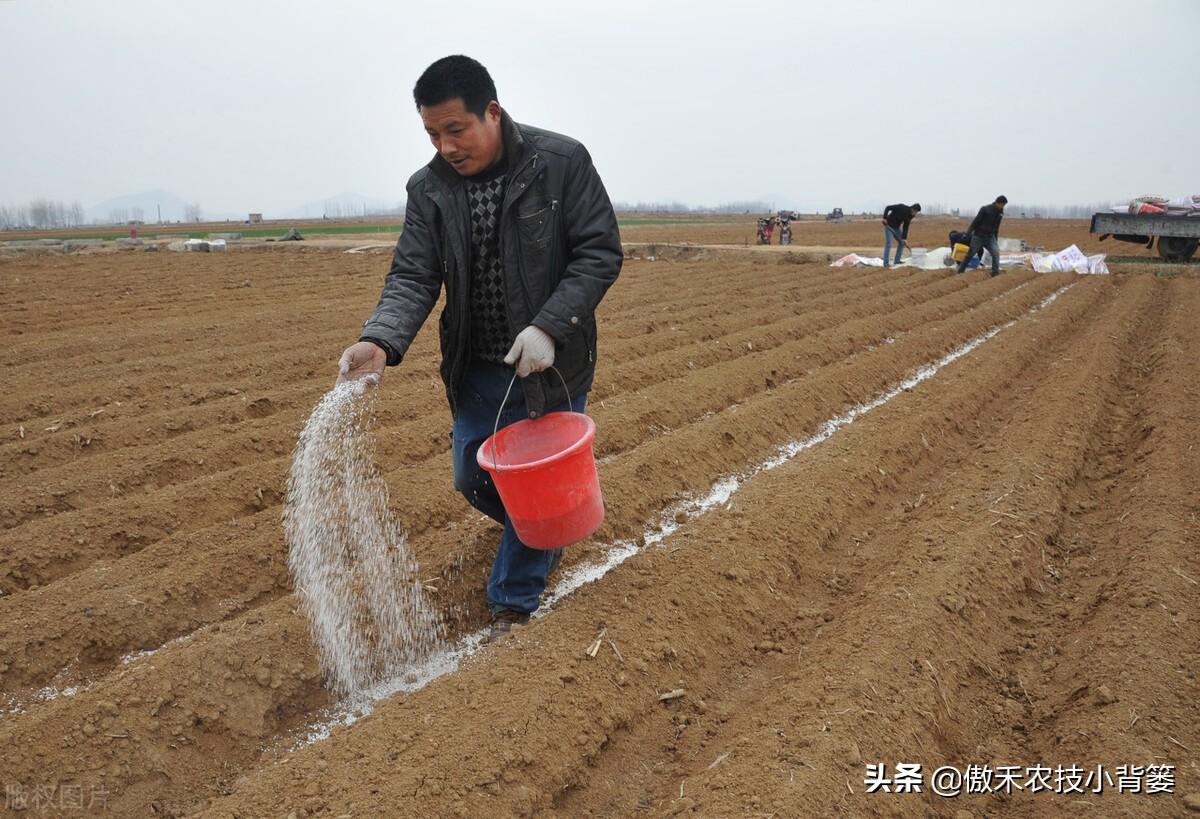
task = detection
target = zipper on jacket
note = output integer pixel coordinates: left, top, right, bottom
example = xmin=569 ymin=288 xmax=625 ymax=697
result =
xmin=505 ymin=152 xmax=541 ymax=207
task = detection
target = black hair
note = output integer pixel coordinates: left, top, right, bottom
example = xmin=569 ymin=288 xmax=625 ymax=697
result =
xmin=413 ymin=55 xmax=498 ymax=118
xmin=911 ymin=203 xmax=922 ymax=212
xmin=995 ymin=195 xmax=1008 ymax=204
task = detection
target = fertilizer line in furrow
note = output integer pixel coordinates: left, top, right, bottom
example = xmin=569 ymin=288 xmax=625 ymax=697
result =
xmin=284 ymin=282 xmax=1076 ymax=747
xmin=590 ymin=273 xmax=1033 ymax=457
xmin=617 ymin=281 xmax=1138 ymax=814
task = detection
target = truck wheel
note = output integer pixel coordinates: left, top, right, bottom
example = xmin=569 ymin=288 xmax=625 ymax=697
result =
xmin=1157 ymin=236 xmax=1198 ymax=262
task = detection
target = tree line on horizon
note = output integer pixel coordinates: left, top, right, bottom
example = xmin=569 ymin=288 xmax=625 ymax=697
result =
xmin=0 ymin=198 xmax=414 ymax=229
xmin=0 ymin=199 xmax=87 ymax=230
xmin=2 ymin=196 xmax=1123 ymax=230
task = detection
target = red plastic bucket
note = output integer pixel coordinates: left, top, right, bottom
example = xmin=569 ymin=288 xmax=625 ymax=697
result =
xmin=477 ymin=409 xmax=605 ymax=550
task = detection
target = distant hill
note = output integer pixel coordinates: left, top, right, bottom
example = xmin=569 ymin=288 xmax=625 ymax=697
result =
xmin=86 ymin=189 xmax=241 ymax=224
xmin=279 ymin=193 xmax=404 ymax=221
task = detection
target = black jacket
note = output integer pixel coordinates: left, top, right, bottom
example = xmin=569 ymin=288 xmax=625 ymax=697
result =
xmin=361 ymin=112 xmax=622 ymax=419
xmin=968 ymin=204 xmax=1004 ymax=238
xmin=883 ymin=204 xmax=916 ymax=238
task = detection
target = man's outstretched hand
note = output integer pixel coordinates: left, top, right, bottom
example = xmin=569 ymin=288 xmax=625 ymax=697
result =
xmin=337 ymin=341 xmax=387 ymax=385
xmin=504 ymin=326 xmax=555 ymax=378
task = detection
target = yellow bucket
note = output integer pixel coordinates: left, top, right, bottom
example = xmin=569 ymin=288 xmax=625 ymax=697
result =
xmin=952 ymin=243 xmax=970 ymax=263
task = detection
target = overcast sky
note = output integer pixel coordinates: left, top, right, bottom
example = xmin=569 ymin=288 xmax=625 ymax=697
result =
xmin=2 ymin=0 xmax=1197 ymax=216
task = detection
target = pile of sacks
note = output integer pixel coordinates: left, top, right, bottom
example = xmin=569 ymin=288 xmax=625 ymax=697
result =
xmin=1027 ymin=245 xmax=1109 ymax=275
xmin=1111 ymin=194 xmax=1200 ymax=217
xmin=831 ymin=244 xmax=1108 ymax=275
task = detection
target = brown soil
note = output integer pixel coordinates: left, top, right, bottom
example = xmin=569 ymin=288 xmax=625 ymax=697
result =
xmin=0 ymin=245 xmax=1195 ymax=818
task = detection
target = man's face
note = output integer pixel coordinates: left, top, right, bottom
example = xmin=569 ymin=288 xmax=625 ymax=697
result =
xmin=420 ymin=98 xmax=503 ymax=177
xmin=996 ymin=201 xmax=1007 ymax=211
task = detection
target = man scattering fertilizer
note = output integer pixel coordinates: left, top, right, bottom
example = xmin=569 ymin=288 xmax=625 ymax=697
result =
xmin=336 ymin=55 xmax=622 ymax=642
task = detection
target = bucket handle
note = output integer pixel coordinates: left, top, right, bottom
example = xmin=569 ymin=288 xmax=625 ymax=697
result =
xmin=490 ymin=366 xmax=573 ymax=471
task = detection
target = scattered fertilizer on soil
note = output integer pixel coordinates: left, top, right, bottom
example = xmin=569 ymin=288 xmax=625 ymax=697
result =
xmin=284 ymin=380 xmax=445 ymax=698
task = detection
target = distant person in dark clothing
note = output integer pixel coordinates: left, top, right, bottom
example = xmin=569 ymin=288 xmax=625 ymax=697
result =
xmin=882 ymin=202 xmax=920 ymax=268
xmin=957 ymin=196 xmax=1007 ymax=276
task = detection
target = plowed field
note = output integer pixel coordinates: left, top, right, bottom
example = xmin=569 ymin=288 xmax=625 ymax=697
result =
xmin=1 ymin=247 xmax=1196 ymax=818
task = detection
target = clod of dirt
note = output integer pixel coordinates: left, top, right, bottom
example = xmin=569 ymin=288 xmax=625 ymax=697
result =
xmin=1182 ymin=793 xmax=1200 ymax=812
xmin=753 ymin=640 xmax=783 ymax=653
xmin=246 ymin=397 xmax=274 ymax=418
xmin=938 ymin=592 xmax=966 ymax=614
xmin=1095 ymin=685 xmax=1118 ymax=705
xmin=668 ymin=797 xmax=695 ymax=815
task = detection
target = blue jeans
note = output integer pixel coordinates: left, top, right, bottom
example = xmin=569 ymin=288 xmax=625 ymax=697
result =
xmin=883 ymin=225 xmax=906 ymax=266
xmin=957 ymin=233 xmax=1001 ymax=275
xmin=451 ymin=359 xmax=588 ymax=615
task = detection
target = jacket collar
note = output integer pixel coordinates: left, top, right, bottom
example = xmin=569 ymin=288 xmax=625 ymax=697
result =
xmin=428 ymin=109 xmax=529 ymax=187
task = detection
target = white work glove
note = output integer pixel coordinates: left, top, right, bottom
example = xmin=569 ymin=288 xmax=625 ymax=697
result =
xmin=336 ymin=341 xmax=386 ymax=386
xmin=504 ymin=325 xmax=556 ymax=378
